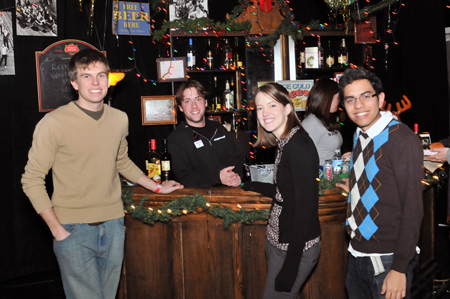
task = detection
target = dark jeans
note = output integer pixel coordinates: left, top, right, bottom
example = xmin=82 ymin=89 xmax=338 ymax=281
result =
xmin=262 ymin=240 xmax=321 ymax=299
xmin=346 ymin=253 xmax=418 ymax=299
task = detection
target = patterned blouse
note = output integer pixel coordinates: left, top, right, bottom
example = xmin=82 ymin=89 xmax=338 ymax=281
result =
xmin=266 ymin=126 xmax=320 ymax=251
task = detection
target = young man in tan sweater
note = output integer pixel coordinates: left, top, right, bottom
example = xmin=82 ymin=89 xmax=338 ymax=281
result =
xmin=22 ymin=49 xmax=183 ymax=298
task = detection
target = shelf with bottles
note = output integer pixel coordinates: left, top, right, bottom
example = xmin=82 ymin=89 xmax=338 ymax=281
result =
xmin=170 ymin=31 xmax=246 ymax=72
xmin=296 ymin=31 xmax=359 ymax=79
xmin=169 ymin=30 xmax=250 ymax=129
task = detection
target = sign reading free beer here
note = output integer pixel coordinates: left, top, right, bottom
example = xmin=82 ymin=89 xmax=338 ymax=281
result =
xmin=114 ymin=2 xmax=150 ymax=36
xmin=277 ymin=80 xmax=314 ymax=111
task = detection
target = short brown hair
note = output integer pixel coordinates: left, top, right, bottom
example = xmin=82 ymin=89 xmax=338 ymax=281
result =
xmin=253 ymin=83 xmax=302 ymax=148
xmin=68 ymin=49 xmax=109 ymax=81
xmin=175 ymin=80 xmax=209 ymax=106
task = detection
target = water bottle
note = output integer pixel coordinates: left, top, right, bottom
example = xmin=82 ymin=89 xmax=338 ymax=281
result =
xmin=332 ymin=150 xmax=343 ymax=177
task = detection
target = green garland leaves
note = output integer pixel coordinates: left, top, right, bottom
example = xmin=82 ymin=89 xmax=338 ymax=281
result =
xmin=122 ymin=188 xmax=270 ymax=229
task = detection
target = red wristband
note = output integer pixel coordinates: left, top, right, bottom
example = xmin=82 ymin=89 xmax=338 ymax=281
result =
xmin=154 ymin=184 xmax=161 ymax=193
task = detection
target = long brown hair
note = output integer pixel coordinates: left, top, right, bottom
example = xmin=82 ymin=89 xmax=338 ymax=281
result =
xmin=253 ymin=83 xmax=302 ymax=148
xmin=304 ymin=78 xmax=340 ymax=131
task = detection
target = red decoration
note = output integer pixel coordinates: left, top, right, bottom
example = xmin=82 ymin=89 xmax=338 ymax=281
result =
xmin=260 ymin=0 xmax=273 ymax=12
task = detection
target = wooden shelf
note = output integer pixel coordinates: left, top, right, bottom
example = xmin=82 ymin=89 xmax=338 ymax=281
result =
xmin=170 ymin=29 xmax=247 ymax=37
xmin=304 ymin=30 xmax=354 ymax=37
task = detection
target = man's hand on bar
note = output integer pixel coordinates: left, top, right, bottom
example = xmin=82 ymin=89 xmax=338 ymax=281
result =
xmin=336 ymin=177 xmax=349 ymax=193
xmin=220 ymin=166 xmax=242 ymax=187
xmin=137 ymin=174 xmax=184 ymax=194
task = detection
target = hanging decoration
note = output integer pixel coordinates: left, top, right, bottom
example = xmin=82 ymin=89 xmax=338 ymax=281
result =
xmin=350 ymin=0 xmax=399 ymax=21
xmin=88 ymin=0 xmax=95 ymax=36
xmin=113 ymin=0 xmax=119 ymax=45
xmin=232 ymin=0 xmax=287 ymax=34
xmin=260 ymin=0 xmax=273 ymax=13
xmin=323 ymin=0 xmax=356 ymax=33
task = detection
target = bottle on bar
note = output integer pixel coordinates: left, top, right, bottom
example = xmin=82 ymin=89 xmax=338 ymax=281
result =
xmin=223 ymin=38 xmax=233 ymax=70
xmin=338 ymin=38 xmax=348 ymax=67
xmin=147 ymin=139 xmax=161 ymax=183
xmin=161 ymin=139 xmax=171 ymax=182
xmin=318 ymin=36 xmax=324 ymax=68
xmin=325 ymin=40 xmax=335 ymax=68
xmin=205 ymin=38 xmax=214 ymax=70
xmin=187 ymin=38 xmax=196 ymax=70
xmin=212 ymin=76 xmax=221 ymax=111
xmin=223 ymin=80 xmax=233 ymax=110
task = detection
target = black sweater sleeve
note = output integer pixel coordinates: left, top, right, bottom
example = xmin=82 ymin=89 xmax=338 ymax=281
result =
xmin=274 ymin=131 xmax=321 ymax=292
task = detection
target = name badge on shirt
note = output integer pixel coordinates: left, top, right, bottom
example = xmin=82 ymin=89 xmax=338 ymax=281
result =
xmin=194 ymin=140 xmax=204 ymax=148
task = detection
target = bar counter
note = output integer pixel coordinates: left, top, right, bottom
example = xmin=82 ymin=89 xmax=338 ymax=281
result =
xmin=118 ymin=186 xmax=348 ymax=299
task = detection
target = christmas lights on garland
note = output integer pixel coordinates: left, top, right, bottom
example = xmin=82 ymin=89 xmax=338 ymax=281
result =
xmin=122 ymin=166 xmax=446 ymax=227
xmin=122 ymin=188 xmax=270 ymax=229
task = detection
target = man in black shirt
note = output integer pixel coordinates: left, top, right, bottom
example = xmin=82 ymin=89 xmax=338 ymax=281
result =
xmin=167 ymin=80 xmax=243 ymax=187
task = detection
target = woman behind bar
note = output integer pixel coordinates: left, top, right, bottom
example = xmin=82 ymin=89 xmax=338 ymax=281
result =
xmin=243 ymin=83 xmax=321 ymax=298
xmin=302 ymin=78 xmax=350 ymax=165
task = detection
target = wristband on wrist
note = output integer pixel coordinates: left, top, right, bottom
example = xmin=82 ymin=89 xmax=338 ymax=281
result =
xmin=154 ymin=184 xmax=161 ymax=193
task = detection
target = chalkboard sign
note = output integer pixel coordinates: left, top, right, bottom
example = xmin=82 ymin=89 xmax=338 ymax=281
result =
xmin=35 ymin=40 xmax=101 ymax=112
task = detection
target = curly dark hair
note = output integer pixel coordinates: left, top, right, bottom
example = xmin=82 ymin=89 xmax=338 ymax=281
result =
xmin=338 ymin=68 xmax=383 ymax=105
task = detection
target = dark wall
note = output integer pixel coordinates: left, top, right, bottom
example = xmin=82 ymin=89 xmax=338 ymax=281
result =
xmin=0 ymin=0 xmax=449 ymax=281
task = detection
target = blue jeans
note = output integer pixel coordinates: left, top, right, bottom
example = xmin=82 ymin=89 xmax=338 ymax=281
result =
xmin=53 ymin=218 xmax=126 ymax=299
xmin=346 ymin=253 xmax=418 ymax=299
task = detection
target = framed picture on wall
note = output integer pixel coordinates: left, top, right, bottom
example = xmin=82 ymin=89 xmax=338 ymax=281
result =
xmin=141 ymin=95 xmax=177 ymax=125
xmin=169 ymin=0 xmax=208 ymax=21
xmin=156 ymin=57 xmax=187 ymax=83
xmin=334 ymin=72 xmax=344 ymax=82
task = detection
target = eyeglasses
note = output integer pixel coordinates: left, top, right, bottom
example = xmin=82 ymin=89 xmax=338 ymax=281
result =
xmin=343 ymin=93 xmax=378 ymax=106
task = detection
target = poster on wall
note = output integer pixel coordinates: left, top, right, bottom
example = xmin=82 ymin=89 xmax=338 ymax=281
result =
xmin=169 ymin=0 xmax=208 ymax=21
xmin=16 ymin=0 xmax=57 ymax=36
xmin=113 ymin=2 xmax=150 ymax=36
xmin=277 ymin=80 xmax=314 ymax=111
xmin=0 ymin=11 xmax=15 ymax=75
xmin=35 ymin=40 xmax=102 ymax=112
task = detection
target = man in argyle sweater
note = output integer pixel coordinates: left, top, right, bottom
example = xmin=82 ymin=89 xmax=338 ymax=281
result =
xmin=336 ymin=68 xmax=423 ymax=299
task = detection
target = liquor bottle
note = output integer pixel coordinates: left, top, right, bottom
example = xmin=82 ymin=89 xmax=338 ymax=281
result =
xmin=414 ymin=123 xmax=419 ymax=135
xmin=223 ymin=80 xmax=234 ymax=110
xmin=230 ymin=77 xmax=236 ymax=108
xmin=338 ymin=38 xmax=348 ymax=67
xmin=318 ymin=36 xmax=324 ymax=68
xmin=187 ymin=38 xmax=196 ymax=70
xmin=205 ymin=38 xmax=214 ymax=70
xmin=297 ymin=41 xmax=305 ymax=78
xmin=332 ymin=149 xmax=343 ymax=177
xmin=223 ymin=38 xmax=233 ymax=70
xmin=160 ymin=139 xmax=171 ymax=182
xmin=233 ymin=37 xmax=242 ymax=69
xmin=147 ymin=139 xmax=161 ymax=183
xmin=212 ymin=76 xmax=221 ymax=111
xmin=325 ymin=40 xmax=335 ymax=68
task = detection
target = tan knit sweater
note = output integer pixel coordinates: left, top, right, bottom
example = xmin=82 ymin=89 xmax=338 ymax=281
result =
xmin=22 ymin=102 xmax=143 ymax=224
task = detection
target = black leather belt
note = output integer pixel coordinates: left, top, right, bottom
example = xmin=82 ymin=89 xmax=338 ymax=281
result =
xmin=88 ymin=221 xmax=104 ymax=226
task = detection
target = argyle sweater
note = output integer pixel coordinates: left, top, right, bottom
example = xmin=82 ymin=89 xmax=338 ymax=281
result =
xmin=346 ymin=112 xmax=423 ymax=273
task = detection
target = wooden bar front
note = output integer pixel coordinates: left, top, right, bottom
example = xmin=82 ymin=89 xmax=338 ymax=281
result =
xmin=119 ymin=186 xmax=348 ymax=299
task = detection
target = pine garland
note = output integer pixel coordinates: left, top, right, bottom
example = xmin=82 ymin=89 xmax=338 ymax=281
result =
xmin=122 ymin=188 xmax=270 ymax=229
xmin=122 ymin=166 xmax=446 ymax=227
